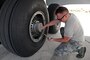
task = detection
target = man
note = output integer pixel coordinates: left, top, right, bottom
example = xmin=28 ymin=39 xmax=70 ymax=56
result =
xmin=42 ymin=6 xmax=86 ymax=58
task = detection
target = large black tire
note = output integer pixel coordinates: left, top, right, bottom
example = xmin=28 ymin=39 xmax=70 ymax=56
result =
xmin=0 ymin=0 xmax=49 ymax=57
xmin=48 ymin=3 xmax=60 ymax=34
xmin=0 ymin=0 xmax=5 ymax=44
xmin=0 ymin=0 xmax=5 ymax=9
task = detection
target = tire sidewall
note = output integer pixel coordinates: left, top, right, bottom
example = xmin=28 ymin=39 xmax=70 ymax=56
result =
xmin=9 ymin=0 xmax=49 ymax=56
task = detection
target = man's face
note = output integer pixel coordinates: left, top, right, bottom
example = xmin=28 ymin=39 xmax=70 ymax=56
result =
xmin=56 ymin=11 xmax=68 ymax=22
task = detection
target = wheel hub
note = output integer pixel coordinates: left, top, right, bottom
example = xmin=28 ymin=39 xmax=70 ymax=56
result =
xmin=29 ymin=11 xmax=46 ymax=42
xmin=31 ymin=23 xmax=43 ymax=34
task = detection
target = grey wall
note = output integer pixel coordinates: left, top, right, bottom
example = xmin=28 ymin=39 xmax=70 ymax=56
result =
xmin=46 ymin=0 xmax=90 ymax=5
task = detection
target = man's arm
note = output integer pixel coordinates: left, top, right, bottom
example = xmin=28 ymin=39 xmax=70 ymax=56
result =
xmin=42 ymin=19 xmax=59 ymax=30
xmin=50 ymin=36 xmax=71 ymax=43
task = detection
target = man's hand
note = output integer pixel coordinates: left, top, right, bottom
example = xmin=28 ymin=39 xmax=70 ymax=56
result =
xmin=41 ymin=26 xmax=46 ymax=30
xmin=41 ymin=19 xmax=59 ymax=30
xmin=48 ymin=38 xmax=54 ymax=41
xmin=48 ymin=36 xmax=70 ymax=43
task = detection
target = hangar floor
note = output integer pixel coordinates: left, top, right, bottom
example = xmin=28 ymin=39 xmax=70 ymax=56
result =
xmin=0 ymin=31 xmax=89 ymax=60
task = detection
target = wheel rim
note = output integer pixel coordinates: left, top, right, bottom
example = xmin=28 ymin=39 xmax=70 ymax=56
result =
xmin=29 ymin=11 xmax=45 ymax=42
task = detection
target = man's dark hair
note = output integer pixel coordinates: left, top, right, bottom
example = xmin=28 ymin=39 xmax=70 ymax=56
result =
xmin=55 ymin=6 xmax=69 ymax=15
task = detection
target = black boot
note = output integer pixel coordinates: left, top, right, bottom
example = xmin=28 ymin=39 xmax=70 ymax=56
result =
xmin=76 ymin=47 xmax=86 ymax=58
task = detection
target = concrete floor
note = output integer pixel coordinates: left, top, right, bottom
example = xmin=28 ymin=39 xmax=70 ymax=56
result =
xmin=0 ymin=31 xmax=90 ymax=60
